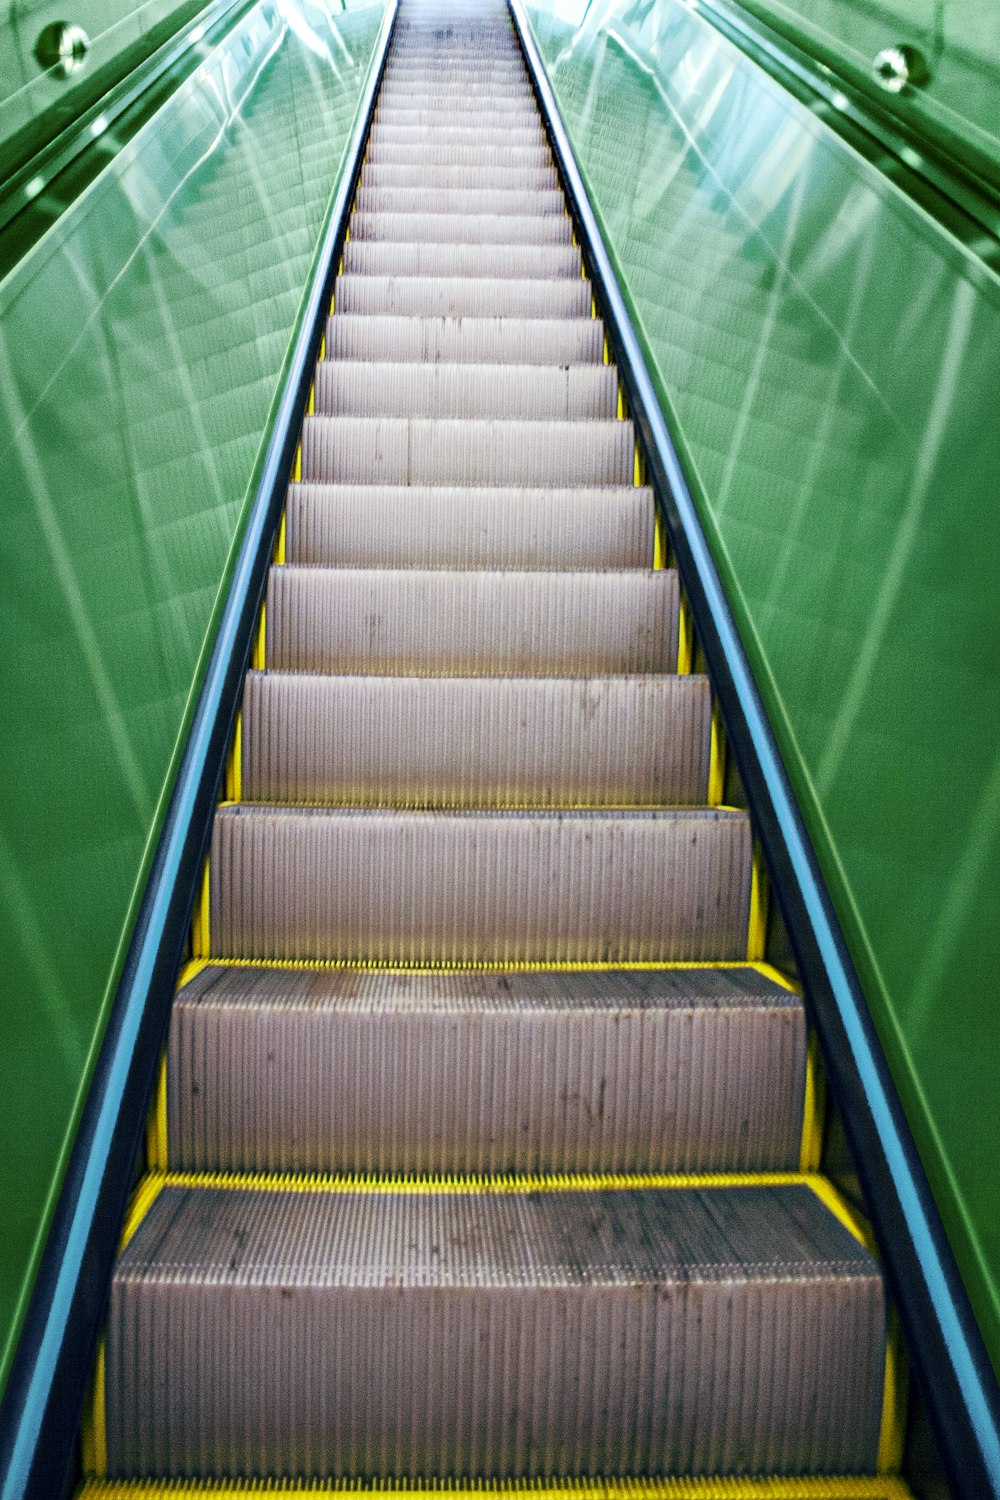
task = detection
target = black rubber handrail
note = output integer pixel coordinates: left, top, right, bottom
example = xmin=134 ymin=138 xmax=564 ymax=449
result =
xmin=508 ymin=0 xmax=1000 ymax=1492
xmin=0 ymin=2 xmax=396 ymax=1492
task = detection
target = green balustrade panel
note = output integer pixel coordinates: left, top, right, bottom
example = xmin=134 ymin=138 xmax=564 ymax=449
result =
xmin=0 ymin=0 xmax=387 ymax=1396
xmin=524 ymin=0 xmax=1000 ymax=1376
xmin=729 ymin=0 xmax=1000 ymax=190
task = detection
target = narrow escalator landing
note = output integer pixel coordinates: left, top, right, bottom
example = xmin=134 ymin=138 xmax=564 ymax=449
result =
xmin=83 ymin=0 xmax=896 ymax=1490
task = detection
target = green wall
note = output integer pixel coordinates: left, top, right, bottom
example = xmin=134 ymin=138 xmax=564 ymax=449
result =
xmin=0 ymin=0 xmax=387 ymax=1396
xmin=524 ymin=0 xmax=1000 ymax=1376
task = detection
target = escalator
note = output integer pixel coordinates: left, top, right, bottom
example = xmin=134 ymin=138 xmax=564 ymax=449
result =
xmin=77 ymin=0 xmax=911 ymax=1492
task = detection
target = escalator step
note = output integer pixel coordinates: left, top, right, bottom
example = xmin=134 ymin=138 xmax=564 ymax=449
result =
xmin=105 ymin=1183 xmax=883 ymax=1479
xmin=365 ymin=142 xmax=553 ymax=167
xmin=361 ymin=162 xmax=559 ymax=189
xmin=325 ymin=313 xmax=603 ymax=365
xmin=264 ymin=567 xmax=677 ymax=676
xmin=300 ymin=416 xmax=634 ymax=485
xmin=350 ymin=212 xmax=573 ymax=245
xmin=334 ymin=273 xmax=589 ymax=317
xmin=284 ymin=483 xmax=654 ymax=569
xmin=341 ymin=238 xmax=580 ymax=277
xmin=209 ymin=805 xmax=751 ymax=964
xmin=354 ymin=186 xmax=566 ymax=216
xmin=240 ymin=671 xmax=709 ymax=806
xmin=313 ymin=361 xmax=617 ymax=419
xmin=369 ymin=125 xmax=547 ymax=148
xmin=167 ymin=965 xmax=806 ymax=1174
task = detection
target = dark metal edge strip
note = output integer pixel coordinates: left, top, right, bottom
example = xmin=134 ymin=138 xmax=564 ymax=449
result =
xmin=0 ymin=2 xmax=397 ymax=1493
xmin=506 ymin=1 xmax=1000 ymax=1493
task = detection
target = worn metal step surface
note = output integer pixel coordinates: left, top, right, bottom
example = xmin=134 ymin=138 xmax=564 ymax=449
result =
xmin=209 ymin=805 xmax=751 ymax=965
xmin=365 ymin=142 xmax=553 ymax=167
xmin=301 ymin=416 xmax=634 ymax=486
xmin=264 ymin=568 xmax=677 ymax=676
xmin=283 ymin=483 xmax=655 ymax=570
xmin=313 ymin=361 xmax=617 ymax=419
xmin=350 ymin=211 xmax=573 ymax=245
xmin=105 ymin=1182 xmax=884 ymax=1479
xmin=354 ymin=185 xmax=566 ymax=216
xmin=241 ymin=671 xmax=709 ymax=806
xmin=326 ymin=313 xmax=603 ymax=365
xmin=341 ymin=238 xmax=580 ymax=277
xmin=361 ymin=162 xmax=559 ymax=190
xmin=334 ymin=272 xmax=590 ymax=317
xmin=168 ymin=964 xmax=806 ymax=1175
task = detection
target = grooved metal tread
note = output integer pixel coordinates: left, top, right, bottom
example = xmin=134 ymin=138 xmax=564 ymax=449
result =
xmin=313 ymin=362 xmax=618 ymax=419
xmin=168 ymin=963 xmax=806 ymax=1174
xmin=325 ymin=314 xmax=604 ymax=365
xmin=209 ymin=804 xmax=752 ymax=965
xmin=283 ymin=483 xmax=655 ymax=569
xmin=105 ymin=1183 xmax=883 ymax=1479
xmin=334 ymin=273 xmax=590 ymax=317
xmin=263 ymin=568 xmax=678 ymax=676
xmin=240 ymin=671 xmax=709 ymax=805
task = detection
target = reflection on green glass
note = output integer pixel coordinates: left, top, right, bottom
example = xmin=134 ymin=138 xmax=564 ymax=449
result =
xmin=0 ymin=0 xmax=386 ymax=1396
xmin=729 ymin=0 xmax=1000 ymax=188
xmin=525 ymin=0 xmax=1000 ymax=1377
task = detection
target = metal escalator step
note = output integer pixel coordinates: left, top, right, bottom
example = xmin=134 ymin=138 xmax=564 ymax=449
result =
xmin=369 ymin=125 xmax=546 ymax=148
xmin=241 ymin=671 xmax=708 ymax=806
xmin=366 ymin=142 xmax=552 ymax=167
xmin=264 ymin=567 xmax=676 ymax=676
xmin=378 ymin=91 xmax=533 ymax=111
xmin=284 ymin=483 xmax=653 ymax=569
xmin=301 ymin=416 xmax=634 ymax=486
xmin=105 ymin=1182 xmax=883 ymax=1478
xmin=326 ymin=314 xmax=602 ymax=364
xmin=350 ymin=212 xmax=573 ymax=245
xmin=313 ymin=362 xmax=617 ymax=419
xmin=353 ymin=185 xmax=566 ymax=216
xmin=169 ymin=965 xmax=805 ymax=1174
xmin=209 ymin=805 xmax=749 ymax=964
xmin=334 ymin=273 xmax=589 ymax=318
xmin=341 ymin=239 xmax=580 ymax=278
xmin=375 ymin=108 xmax=541 ymax=127
xmin=362 ymin=163 xmax=558 ymax=190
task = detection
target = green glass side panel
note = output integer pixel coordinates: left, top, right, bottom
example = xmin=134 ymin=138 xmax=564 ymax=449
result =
xmin=0 ymin=0 xmax=386 ymax=1396
xmin=524 ymin=0 xmax=1000 ymax=1375
xmin=728 ymin=0 xmax=1000 ymax=190
xmin=0 ymin=0 xmax=205 ymax=181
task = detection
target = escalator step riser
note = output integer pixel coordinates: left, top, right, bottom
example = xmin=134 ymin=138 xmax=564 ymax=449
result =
xmin=354 ymin=186 xmax=566 ymax=216
xmin=362 ymin=163 xmax=558 ymax=190
xmin=313 ymin=362 xmax=617 ymax=419
xmin=265 ymin=567 xmax=677 ymax=676
xmin=378 ymin=91 xmax=533 ymax=111
xmin=325 ymin=314 xmax=603 ymax=365
xmin=369 ymin=125 xmax=546 ymax=147
xmin=365 ymin=143 xmax=552 ymax=167
xmin=350 ymin=212 xmax=573 ymax=246
xmin=301 ymin=416 xmax=634 ymax=487
xmin=209 ymin=805 xmax=750 ymax=964
xmin=341 ymin=239 xmax=580 ymax=278
xmin=284 ymin=483 xmax=654 ymax=569
xmin=334 ymin=273 xmax=589 ymax=317
xmin=169 ymin=966 xmax=806 ymax=1174
xmin=241 ymin=671 xmax=708 ymax=806
xmin=106 ymin=1184 xmax=883 ymax=1479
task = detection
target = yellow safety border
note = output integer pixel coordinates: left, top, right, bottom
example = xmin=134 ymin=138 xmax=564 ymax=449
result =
xmin=251 ymin=601 xmax=266 ymax=670
xmin=144 ymin=1051 xmax=169 ymax=1172
xmin=746 ymin=842 xmax=768 ymax=962
xmin=191 ymin=857 xmax=211 ymax=960
xmin=224 ymin=711 xmax=243 ymax=803
xmin=80 ymin=1337 xmax=106 ymax=1475
xmin=197 ymin=955 xmax=797 ymax=986
xmin=707 ymin=701 xmax=725 ymax=807
xmin=798 ymin=1030 xmax=826 ymax=1172
xmin=877 ymin=1307 xmax=909 ymax=1475
xmin=78 ymin=1477 xmax=915 ymax=1498
xmin=676 ymin=596 xmax=693 ymax=675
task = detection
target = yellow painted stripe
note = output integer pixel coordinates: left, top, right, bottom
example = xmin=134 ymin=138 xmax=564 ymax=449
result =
xmin=707 ymin=700 xmax=725 ymax=807
xmin=275 ymin=511 xmax=287 ymax=565
xmin=251 ymin=601 xmax=266 ymax=671
xmin=746 ymin=842 xmax=768 ymax=963
xmin=799 ymin=1030 xmax=826 ymax=1173
xmin=652 ymin=509 xmax=666 ymax=571
xmin=293 ymin=441 xmax=302 ymax=481
xmin=77 ymin=1478 xmax=914 ymax=1499
xmin=191 ymin=858 xmax=210 ymax=960
xmin=676 ymin=596 xmax=693 ymax=675
xmin=126 ymin=1168 xmax=871 ymax=1247
xmin=877 ymin=1306 xmax=909 ymax=1474
xmin=144 ymin=1050 xmax=168 ymax=1172
xmin=224 ymin=710 xmax=242 ymax=803
xmin=217 ymin=797 xmax=746 ymax=814
xmin=176 ymin=957 xmax=209 ymax=989
xmin=80 ymin=1336 xmax=106 ymax=1476
xmin=193 ymin=956 xmax=799 ymax=989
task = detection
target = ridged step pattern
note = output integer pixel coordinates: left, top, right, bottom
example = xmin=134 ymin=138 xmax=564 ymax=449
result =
xmin=97 ymin=0 xmax=890 ymax=1490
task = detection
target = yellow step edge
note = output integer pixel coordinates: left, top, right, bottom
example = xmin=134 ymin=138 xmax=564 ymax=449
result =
xmin=178 ymin=956 xmax=798 ymax=990
xmin=707 ymin=700 xmax=725 ymax=807
xmin=216 ymin=798 xmax=734 ymax=814
xmin=77 ymin=1477 xmax=915 ymax=1498
xmin=746 ymin=842 xmax=768 ymax=963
